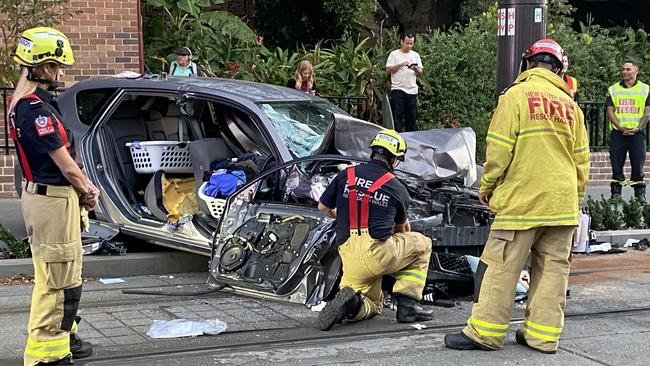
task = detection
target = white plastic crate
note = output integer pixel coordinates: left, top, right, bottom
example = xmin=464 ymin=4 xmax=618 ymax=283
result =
xmin=125 ymin=141 xmax=192 ymax=174
xmin=198 ymin=182 xmax=227 ymax=221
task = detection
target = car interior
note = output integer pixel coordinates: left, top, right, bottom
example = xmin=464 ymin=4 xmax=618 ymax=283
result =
xmin=98 ymin=94 xmax=275 ymax=226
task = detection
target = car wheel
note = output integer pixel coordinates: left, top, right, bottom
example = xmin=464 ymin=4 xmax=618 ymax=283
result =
xmin=13 ymin=163 xmax=23 ymax=198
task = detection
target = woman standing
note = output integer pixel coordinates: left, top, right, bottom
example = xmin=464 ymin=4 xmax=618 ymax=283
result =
xmin=287 ymin=60 xmax=317 ymax=95
xmin=9 ymin=27 xmax=99 ymax=366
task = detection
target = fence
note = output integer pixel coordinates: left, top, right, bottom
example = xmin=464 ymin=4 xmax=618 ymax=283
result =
xmin=580 ymin=101 xmax=650 ymax=151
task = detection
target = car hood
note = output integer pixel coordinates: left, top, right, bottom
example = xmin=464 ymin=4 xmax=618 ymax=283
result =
xmin=328 ymin=114 xmax=478 ymax=187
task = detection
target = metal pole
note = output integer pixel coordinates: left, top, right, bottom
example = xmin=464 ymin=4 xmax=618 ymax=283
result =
xmin=496 ymin=0 xmax=548 ymax=95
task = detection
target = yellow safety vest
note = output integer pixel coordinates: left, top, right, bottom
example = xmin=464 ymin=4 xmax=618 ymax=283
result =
xmin=608 ymin=81 xmax=649 ymax=129
xmin=480 ymin=68 xmax=590 ymax=230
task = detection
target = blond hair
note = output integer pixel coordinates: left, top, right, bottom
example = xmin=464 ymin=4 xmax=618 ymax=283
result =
xmin=293 ymin=60 xmax=315 ymax=91
xmin=8 ymin=63 xmax=60 ymax=117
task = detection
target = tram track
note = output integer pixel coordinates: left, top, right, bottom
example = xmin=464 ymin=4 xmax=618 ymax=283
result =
xmin=79 ymin=306 xmax=650 ymax=365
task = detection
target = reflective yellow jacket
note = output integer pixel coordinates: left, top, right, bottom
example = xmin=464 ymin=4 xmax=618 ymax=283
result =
xmin=480 ymin=68 xmax=590 ymax=230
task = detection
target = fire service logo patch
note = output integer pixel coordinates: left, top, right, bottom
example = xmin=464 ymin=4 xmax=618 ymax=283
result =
xmin=34 ymin=115 xmax=55 ymax=136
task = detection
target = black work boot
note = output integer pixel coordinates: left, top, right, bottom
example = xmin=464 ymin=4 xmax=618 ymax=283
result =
xmin=610 ymin=184 xmax=622 ymax=201
xmin=634 ymin=186 xmax=646 ymax=203
xmin=395 ymin=294 xmax=434 ymax=323
xmin=515 ymin=329 xmax=557 ymax=354
xmin=70 ymin=333 xmax=94 ymax=359
xmin=36 ymin=356 xmax=73 ymax=365
xmin=444 ymin=332 xmax=494 ymax=351
xmin=317 ymin=287 xmax=362 ymax=331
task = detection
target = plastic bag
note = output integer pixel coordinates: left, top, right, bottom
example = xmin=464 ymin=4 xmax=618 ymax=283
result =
xmin=146 ymin=318 xmax=227 ymax=339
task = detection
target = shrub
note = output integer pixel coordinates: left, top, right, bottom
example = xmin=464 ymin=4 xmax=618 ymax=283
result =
xmin=622 ymin=197 xmax=643 ymax=228
xmin=585 ymin=195 xmax=604 ymax=230
xmin=643 ymin=204 xmax=650 ymax=228
xmin=0 ymin=224 xmax=29 ymax=258
xmin=600 ymin=195 xmax=623 ymax=231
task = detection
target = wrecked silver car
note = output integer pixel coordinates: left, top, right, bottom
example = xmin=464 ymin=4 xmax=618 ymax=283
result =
xmin=14 ymin=76 xmax=491 ymax=304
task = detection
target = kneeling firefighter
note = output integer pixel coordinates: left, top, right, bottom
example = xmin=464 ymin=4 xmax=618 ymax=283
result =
xmin=9 ymin=27 xmax=100 ymax=366
xmin=317 ymin=129 xmax=434 ymax=331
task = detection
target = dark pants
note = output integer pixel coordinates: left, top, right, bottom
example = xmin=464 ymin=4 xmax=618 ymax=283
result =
xmin=609 ymin=129 xmax=646 ymax=187
xmin=390 ymin=90 xmax=417 ymax=132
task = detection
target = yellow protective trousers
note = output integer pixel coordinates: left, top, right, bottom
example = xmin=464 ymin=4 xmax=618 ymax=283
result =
xmin=463 ymin=226 xmax=574 ymax=352
xmin=338 ymin=231 xmax=432 ymax=320
xmin=21 ymin=182 xmax=83 ymax=366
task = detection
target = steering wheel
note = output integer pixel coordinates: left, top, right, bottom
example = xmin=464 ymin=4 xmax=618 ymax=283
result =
xmin=260 ymin=154 xmax=276 ymax=172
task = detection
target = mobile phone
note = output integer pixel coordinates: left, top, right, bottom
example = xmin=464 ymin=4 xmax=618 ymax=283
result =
xmin=408 ymin=63 xmax=418 ymax=68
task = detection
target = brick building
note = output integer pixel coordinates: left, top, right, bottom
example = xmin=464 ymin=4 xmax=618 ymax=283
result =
xmin=0 ymin=0 xmax=144 ymax=197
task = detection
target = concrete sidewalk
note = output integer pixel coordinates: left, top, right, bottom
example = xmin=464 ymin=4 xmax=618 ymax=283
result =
xmin=0 ymin=251 xmax=647 ymax=365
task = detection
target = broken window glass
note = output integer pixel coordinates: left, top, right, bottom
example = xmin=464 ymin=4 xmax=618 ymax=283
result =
xmin=259 ymin=102 xmax=336 ymax=158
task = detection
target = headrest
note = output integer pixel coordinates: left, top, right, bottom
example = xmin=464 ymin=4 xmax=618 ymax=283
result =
xmin=111 ymin=101 xmax=141 ymax=120
xmin=166 ymin=104 xmax=180 ymax=117
xmin=143 ymin=110 xmax=162 ymax=121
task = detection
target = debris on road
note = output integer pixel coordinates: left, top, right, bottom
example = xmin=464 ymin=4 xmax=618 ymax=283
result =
xmin=99 ymin=278 xmax=126 ymax=284
xmin=146 ymin=318 xmax=227 ymax=339
xmin=410 ymin=324 xmax=427 ymax=331
xmin=310 ymin=302 xmax=327 ymax=312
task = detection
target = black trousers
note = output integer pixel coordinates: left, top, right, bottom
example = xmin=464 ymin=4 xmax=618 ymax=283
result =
xmin=390 ymin=89 xmax=417 ymax=132
xmin=609 ymin=129 xmax=646 ymax=187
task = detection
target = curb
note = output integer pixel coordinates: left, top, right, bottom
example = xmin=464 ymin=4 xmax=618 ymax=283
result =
xmin=0 ymin=251 xmax=210 ymax=278
xmin=593 ymin=229 xmax=650 ymax=245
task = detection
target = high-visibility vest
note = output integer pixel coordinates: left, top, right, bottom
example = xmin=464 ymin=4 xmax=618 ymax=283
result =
xmin=565 ymin=75 xmax=578 ymax=100
xmin=608 ymin=81 xmax=649 ymax=129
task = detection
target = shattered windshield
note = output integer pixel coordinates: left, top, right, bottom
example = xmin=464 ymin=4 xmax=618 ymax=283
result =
xmin=259 ymin=102 xmax=337 ymax=158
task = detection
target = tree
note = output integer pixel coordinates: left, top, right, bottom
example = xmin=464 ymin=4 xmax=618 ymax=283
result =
xmin=253 ymin=0 xmax=369 ymax=49
xmin=0 ymin=0 xmax=80 ymax=86
xmin=376 ymin=0 xmax=460 ymax=33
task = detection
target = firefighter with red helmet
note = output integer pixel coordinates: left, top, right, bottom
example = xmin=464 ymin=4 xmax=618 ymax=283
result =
xmin=9 ymin=27 xmax=99 ymax=366
xmin=444 ymin=39 xmax=589 ymax=354
xmin=316 ymin=129 xmax=434 ymax=331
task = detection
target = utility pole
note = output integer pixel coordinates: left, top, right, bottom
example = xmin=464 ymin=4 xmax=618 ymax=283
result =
xmin=496 ymin=0 xmax=548 ymax=94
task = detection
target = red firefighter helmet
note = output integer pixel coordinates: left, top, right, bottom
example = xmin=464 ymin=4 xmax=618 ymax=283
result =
xmin=523 ymin=39 xmax=564 ymax=66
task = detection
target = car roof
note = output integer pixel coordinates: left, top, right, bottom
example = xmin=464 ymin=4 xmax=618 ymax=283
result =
xmin=70 ymin=76 xmax=321 ymax=104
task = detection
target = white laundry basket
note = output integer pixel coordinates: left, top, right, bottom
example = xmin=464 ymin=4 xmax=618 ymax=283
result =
xmin=126 ymin=141 xmax=192 ymax=173
xmin=198 ymin=182 xmax=227 ymax=221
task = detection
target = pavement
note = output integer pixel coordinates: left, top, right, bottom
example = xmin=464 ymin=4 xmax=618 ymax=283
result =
xmin=0 ymin=250 xmax=647 ymax=365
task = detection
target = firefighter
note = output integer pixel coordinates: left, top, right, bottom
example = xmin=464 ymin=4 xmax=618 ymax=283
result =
xmin=561 ymin=53 xmax=579 ymax=102
xmin=606 ymin=60 xmax=650 ymax=202
xmin=444 ymin=39 xmax=590 ymax=353
xmin=9 ymin=27 xmax=99 ymax=366
xmin=317 ymin=129 xmax=434 ymax=331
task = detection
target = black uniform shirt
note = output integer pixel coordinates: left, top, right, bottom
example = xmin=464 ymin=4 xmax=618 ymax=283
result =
xmin=12 ymin=88 xmax=74 ymax=186
xmin=605 ymin=80 xmax=650 ymax=107
xmin=320 ymin=159 xmax=410 ymax=245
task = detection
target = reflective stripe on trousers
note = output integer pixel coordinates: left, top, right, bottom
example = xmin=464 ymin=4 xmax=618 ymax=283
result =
xmin=462 ymin=227 xmax=573 ymax=352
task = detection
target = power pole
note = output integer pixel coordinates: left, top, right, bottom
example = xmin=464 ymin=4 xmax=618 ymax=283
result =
xmin=496 ymin=0 xmax=548 ymax=94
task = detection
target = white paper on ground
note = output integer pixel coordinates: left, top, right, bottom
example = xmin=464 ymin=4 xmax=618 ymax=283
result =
xmin=146 ymin=319 xmax=227 ymax=339
xmin=411 ymin=324 xmax=427 ymax=330
xmin=588 ymin=242 xmax=612 ymax=252
xmin=311 ymin=302 xmax=327 ymax=312
xmin=624 ymin=238 xmax=640 ymax=248
xmin=99 ymin=278 xmax=125 ymax=284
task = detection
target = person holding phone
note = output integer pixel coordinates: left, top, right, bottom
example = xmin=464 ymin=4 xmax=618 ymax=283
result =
xmin=385 ymin=33 xmax=423 ymax=132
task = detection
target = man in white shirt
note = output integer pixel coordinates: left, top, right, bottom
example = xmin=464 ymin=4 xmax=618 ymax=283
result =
xmin=385 ymin=34 xmax=423 ymax=132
